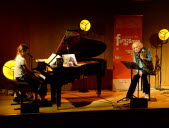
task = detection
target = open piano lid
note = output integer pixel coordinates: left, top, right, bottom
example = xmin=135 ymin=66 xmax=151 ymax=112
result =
xmin=56 ymin=30 xmax=107 ymax=60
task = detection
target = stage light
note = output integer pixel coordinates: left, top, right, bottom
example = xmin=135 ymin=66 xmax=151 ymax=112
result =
xmin=158 ymin=29 xmax=169 ymax=89
xmin=80 ymin=19 xmax=91 ymax=31
xmin=2 ymin=60 xmax=15 ymax=80
xmin=158 ymin=29 xmax=169 ymax=40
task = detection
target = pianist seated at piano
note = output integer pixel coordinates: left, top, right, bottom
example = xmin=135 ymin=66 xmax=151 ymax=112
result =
xmin=14 ymin=44 xmax=50 ymax=106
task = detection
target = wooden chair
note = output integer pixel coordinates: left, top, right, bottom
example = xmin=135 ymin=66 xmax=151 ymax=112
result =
xmin=148 ymin=72 xmax=157 ymax=101
xmin=140 ymin=72 xmax=157 ymax=101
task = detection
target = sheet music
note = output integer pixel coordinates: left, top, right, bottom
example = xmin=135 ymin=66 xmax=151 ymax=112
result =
xmin=45 ymin=53 xmax=57 ymax=65
xmin=62 ymin=54 xmax=78 ymax=67
xmin=36 ymin=53 xmax=60 ymax=66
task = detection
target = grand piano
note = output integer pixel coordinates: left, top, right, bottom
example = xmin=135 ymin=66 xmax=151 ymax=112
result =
xmin=37 ymin=30 xmax=107 ymax=108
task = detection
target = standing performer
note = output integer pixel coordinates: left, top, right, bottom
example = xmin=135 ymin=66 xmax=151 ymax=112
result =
xmin=124 ymin=41 xmax=153 ymax=100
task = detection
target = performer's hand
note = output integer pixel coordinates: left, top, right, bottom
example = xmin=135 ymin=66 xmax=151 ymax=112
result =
xmin=33 ymin=70 xmax=41 ymax=74
xmin=140 ymin=54 xmax=146 ymax=60
xmin=34 ymin=72 xmax=40 ymax=77
xmin=139 ymin=71 xmax=142 ymax=76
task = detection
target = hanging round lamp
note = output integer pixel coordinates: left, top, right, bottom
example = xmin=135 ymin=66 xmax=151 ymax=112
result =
xmin=2 ymin=60 xmax=15 ymax=80
xmin=80 ymin=19 xmax=91 ymax=31
xmin=158 ymin=29 xmax=169 ymax=40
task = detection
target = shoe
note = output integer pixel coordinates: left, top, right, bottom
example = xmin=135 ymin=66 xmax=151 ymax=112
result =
xmin=20 ymin=94 xmax=32 ymax=102
xmin=22 ymin=97 xmax=32 ymax=102
xmin=13 ymin=96 xmax=32 ymax=103
xmin=144 ymin=94 xmax=149 ymax=99
xmin=13 ymin=97 xmax=20 ymax=102
xmin=32 ymin=99 xmax=41 ymax=103
xmin=122 ymin=97 xmax=130 ymax=101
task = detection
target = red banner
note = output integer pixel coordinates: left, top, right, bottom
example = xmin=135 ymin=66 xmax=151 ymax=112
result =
xmin=113 ymin=16 xmax=143 ymax=90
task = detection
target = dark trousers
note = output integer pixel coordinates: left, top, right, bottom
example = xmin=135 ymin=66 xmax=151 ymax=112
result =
xmin=126 ymin=72 xmax=150 ymax=98
xmin=16 ymin=75 xmax=47 ymax=97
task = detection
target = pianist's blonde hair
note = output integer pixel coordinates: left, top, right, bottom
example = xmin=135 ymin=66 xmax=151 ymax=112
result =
xmin=15 ymin=44 xmax=29 ymax=59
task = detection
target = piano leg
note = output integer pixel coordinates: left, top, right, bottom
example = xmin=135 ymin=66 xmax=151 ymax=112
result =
xmin=51 ymin=84 xmax=56 ymax=103
xmin=96 ymin=74 xmax=102 ymax=97
xmin=56 ymin=85 xmax=62 ymax=108
xmin=50 ymin=84 xmax=62 ymax=108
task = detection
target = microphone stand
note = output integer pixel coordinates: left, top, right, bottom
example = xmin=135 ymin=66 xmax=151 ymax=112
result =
xmin=27 ymin=53 xmax=36 ymax=61
xmin=116 ymin=61 xmax=140 ymax=103
xmin=27 ymin=53 xmax=37 ymax=70
xmin=27 ymin=53 xmax=52 ymax=72
xmin=158 ymin=39 xmax=168 ymax=90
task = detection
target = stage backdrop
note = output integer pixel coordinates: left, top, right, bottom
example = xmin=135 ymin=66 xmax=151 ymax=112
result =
xmin=113 ymin=15 xmax=143 ymax=91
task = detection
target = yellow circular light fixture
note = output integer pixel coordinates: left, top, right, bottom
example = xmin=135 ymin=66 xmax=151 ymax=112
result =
xmin=158 ymin=29 xmax=169 ymax=40
xmin=2 ymin=60 xmax=15 ymax=80
xmin=80 ymin=19 xmax=91 ymax=31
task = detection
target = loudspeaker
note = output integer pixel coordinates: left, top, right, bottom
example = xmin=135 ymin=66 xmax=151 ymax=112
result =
xmin=21 ymin=103 xmax=39 ymax=113
xmin=130 ymin=98 xmax=148 ymax=108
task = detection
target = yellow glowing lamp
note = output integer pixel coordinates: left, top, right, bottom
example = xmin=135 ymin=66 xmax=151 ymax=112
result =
xmin=2 ymin=60 xmax=15 ymax=80
xmin=158 ymin=29 xmax=169 ymax=40
xmin=80 ymin=19 xmax=91 ymax=31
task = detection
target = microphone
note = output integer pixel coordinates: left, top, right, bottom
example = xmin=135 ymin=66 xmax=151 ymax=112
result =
xmin=137 ymin=49 xmax=145 ymax=61
xmin=136 ymin=52 xmax=140 ymax=59
xmin=27 ymin=53 xmax=36 ymax=61
xmin=137 ymin=49 xmax=144 ymax=58
xmin=27 ymin=53 xmax=33 ymax=58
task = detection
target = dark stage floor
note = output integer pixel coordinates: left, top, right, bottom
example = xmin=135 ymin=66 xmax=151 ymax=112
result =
xmin=0 ymin=89 xmax=169 ymax=128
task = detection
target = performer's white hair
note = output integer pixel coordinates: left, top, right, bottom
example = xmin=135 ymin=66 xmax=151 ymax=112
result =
xmin=132 ymin=41 xmax=143 ymax=49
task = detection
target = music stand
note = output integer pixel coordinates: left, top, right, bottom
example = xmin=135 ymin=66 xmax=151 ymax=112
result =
xmin=117 ymin=61 xmax=141 ymax=103
xmin=121 ymin=61 xmax=141 ymax=81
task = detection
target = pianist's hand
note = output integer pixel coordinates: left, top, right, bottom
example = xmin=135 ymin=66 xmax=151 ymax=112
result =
xmin=33 ymin=70 xmax=41 ymax=74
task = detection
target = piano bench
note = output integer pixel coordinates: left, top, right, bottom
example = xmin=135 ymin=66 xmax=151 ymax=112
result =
xmin=11 ymin=81 xmax=33 ymax=104
xmin=10 ymin=81 xmax=40 ymax=113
